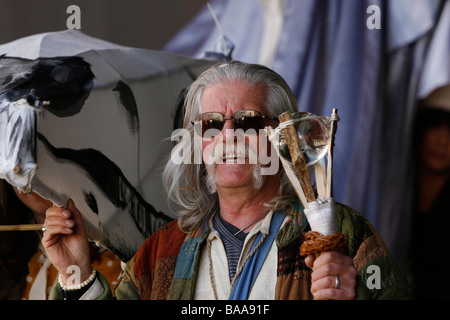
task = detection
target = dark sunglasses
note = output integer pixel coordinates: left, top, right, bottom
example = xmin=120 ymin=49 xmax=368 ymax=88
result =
xmin=192 ymin=109 xmax=279 ymax=138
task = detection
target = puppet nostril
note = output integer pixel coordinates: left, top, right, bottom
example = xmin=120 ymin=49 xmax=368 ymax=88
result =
xmin=26 ymin=89 xmax=51 ymax=107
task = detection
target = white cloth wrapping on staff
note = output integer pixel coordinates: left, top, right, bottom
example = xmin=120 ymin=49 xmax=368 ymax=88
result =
xmin=303 ymin=197 xmax=337 ymax=236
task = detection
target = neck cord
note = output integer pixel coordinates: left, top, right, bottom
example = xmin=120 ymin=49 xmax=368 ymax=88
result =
xmin=233 ymin=211 xmax=269 ymax=237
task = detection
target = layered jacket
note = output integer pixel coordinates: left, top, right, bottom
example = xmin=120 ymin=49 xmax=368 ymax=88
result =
xmin=115 ymin=201 xmax=411 ymax=300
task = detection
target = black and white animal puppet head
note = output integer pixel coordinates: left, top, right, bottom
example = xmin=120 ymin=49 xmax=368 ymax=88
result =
xmin=0 ymin=55 xmax=94 ymax=193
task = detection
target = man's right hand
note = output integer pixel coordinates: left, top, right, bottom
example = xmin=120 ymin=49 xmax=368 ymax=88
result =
xmin=42 ymin=199 xmax=93 ymax=286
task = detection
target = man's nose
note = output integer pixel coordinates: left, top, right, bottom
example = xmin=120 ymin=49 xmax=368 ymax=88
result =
xmin=222 ymin=117 xmax=235 ymax=130
xmin=222 ymin=119 xmax=236 ymax=132
xmin=221 ymin=119 xmax=237 ymax=140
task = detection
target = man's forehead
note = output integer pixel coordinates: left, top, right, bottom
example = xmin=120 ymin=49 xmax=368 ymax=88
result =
xmin=200 ymin=81 xmax=269 ymax=113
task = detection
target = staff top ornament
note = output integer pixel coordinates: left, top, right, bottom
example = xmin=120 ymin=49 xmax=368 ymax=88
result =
xmin=266 ymin=109 xmax=345 ymax=256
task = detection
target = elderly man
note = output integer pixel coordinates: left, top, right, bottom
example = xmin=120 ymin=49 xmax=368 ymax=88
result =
xmin=43 ymin=61 xmax=411 ymax=300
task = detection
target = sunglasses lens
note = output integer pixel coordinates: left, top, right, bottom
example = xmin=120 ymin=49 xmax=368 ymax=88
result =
xmin=194 ymin=110 xmax=276 ymax=137
xmin=234 ymin=110 xmax=264 ymax=134
xmin=195 ymin=113 xmax=224 ymax=137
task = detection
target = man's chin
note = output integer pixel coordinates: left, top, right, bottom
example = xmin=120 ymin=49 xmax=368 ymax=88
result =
xmin=211 ymin=164 xmax=264 ymax=191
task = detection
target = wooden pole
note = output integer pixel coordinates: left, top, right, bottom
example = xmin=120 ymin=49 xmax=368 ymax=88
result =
xmin=326 ymin=108 xmax=339 ymax=197
xmin=314 ymin=157 xmax=327 ymax=199
xmin=0 ymin=224 xmax=44 ymax=231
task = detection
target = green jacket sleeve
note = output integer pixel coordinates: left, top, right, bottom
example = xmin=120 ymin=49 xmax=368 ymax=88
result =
xmin=337 ymin=204 xmax=412 ymax=300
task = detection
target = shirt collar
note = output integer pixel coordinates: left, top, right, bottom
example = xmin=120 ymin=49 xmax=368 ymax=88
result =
xmin=208 ymin=208 xmax=276 ymax=240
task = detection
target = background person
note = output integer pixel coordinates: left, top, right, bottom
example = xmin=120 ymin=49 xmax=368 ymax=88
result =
xmin=410 ymin=85 xmax=450 ymax=299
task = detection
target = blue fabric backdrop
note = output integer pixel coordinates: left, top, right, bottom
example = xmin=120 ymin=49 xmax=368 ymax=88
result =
xmin=163 ymin=0 xmax=450 ymax=260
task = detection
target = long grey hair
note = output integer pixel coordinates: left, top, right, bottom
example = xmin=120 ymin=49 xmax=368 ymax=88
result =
xmin=163 ymin=61 xmax=298 ymax=233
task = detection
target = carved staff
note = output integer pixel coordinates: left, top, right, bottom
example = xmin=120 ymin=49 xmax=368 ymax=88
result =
xmin=278 ymin=112 xmax=316 ymax=203
xmin=266 ymin=109 xmax=346 ymax=258
xmin=326 ymin=108 xmax=339 ymax=198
